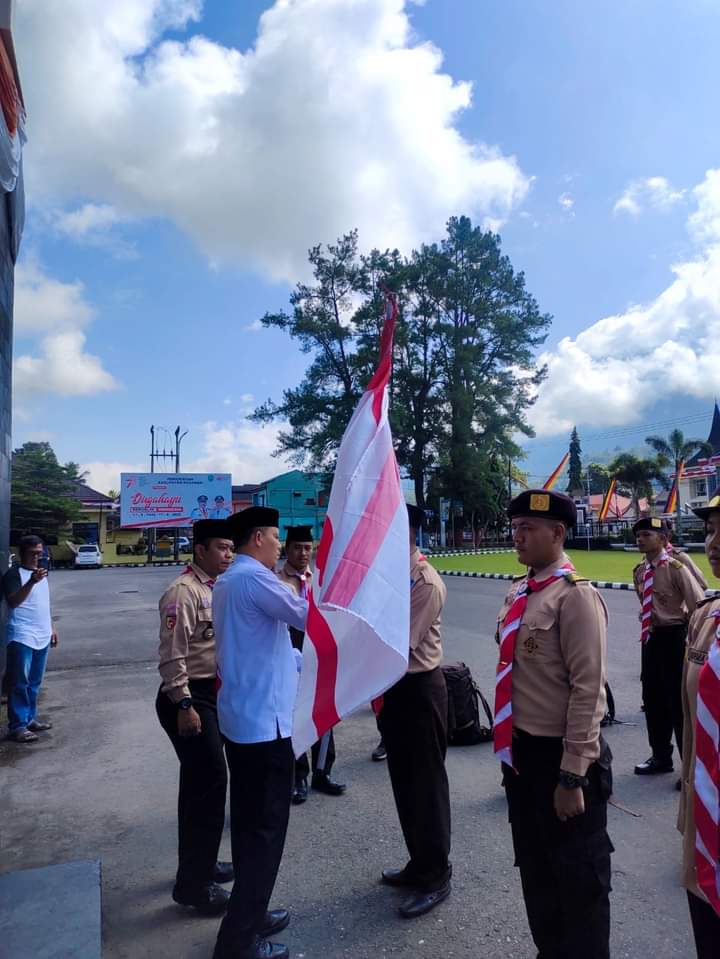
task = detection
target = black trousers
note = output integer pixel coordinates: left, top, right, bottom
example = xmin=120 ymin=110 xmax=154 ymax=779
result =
xmin=156 ymin=679 xmax=227 ymax=890
xmin=641 ymin=624 xmax=686 ymax=763
xmin=688 ymin=891 xmax=720 ymax=959
xmin=378 ymin=667 xmax=451 ymax=890
xmin=295 ymin=729 xmax=335 ymax=782
xmin=503 ymin=732 xmax=613 ymax=959
xmin=213 ymin=736 xmax=294 ymax=959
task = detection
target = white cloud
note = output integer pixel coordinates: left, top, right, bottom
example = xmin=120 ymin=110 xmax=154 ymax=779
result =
xmin=188 ymin=417 xmax=292 ymax=483
xmin=12 ymin=261 xmax=118 ymax=399
xmin=530 ymin=169 xmax=720 ymax=437
xmin=244 ymin=319 xmax=264 ymax=332
xmin=14 ymin=330 xmax=120 ymax=396
xmin=613 ymin=175 xmax=685 ymax=216
xmin=81 ymin=460 xmax=144 ymax=495
xmin=558 ymin=192 xmax=574 ymax=214
xmin=53 ymin=203 xmax=125 ymax=238
xmin=17 ymin=0 xmax=530 ymax=280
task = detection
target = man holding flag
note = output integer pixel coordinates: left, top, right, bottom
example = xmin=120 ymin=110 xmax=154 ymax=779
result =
xmin=378 ymin=503 xmax=451 ymax=918
xmin=495 ymin=489 xmax=612 ymax=959
xmin=212 ymin=506 xmax=309 ymax=959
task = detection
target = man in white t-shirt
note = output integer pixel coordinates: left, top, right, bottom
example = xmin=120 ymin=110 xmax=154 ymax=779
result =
xmin=3 ymin=535 xmax=58 ymax=743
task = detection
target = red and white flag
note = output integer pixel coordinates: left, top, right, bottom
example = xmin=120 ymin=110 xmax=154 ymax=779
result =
xmin=292 ymin=292 xmax=410 ymax=757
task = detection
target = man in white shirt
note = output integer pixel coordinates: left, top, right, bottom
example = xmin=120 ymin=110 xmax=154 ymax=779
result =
xmin=213 ymin=507 xmax=308 ymax=959
xmin=3 ymin=535 xmax=58 ymax=743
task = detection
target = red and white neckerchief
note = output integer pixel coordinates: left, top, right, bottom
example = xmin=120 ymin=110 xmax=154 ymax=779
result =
xmin=494 ymin=560 xmax=575 ymax=767
xmin=639 ymin=549 xmax=669 ymax=644
xmin=695 ymin=608 xmax=720 ymax=916
xmin=184 ymin=564 xmax=215 ymax=589
xmin=285 ymin=564 xmax=311 ymax=600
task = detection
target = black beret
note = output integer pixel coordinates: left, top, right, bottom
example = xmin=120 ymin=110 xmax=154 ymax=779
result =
xmin=693 ymin=494 xmax=720 ymax=522
xmin=227 ymin=506 xmax=280 ymax=539
xmin=508 ymin=489 xmax=577 ymax=529
xmin=197 ymin=494 xmax=208 ymax=501
xmin=192 ymin=519 xmax=232 ymax=542
xmin=407 ymin=504 xmax=425 ymax=529
xmin=285 ymin=525 xmax=314 ymax=544
xmin=632 ymin=516 xmax=670 ymax=535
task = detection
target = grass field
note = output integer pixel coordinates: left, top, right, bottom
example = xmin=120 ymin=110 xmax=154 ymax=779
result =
xmin=428 ymin=548 xmax=715 ymax=584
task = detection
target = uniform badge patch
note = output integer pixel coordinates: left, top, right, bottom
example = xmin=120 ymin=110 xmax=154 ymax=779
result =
xmin=687 ymin=647 xmax=708 ymax=666
xmin=523 ymin=636 xmax=539 ymax=655
xmin=165 ymin=615 xmax=177 ymax=630
xmin=530 ymin=493 xmax=550 ymax=512
xmin=651 ymin=517 xmax=662 ymax=529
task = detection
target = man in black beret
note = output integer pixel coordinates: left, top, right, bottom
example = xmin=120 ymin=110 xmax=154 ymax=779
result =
xmin=378 ymin=503 xmax=451 ymax=919
xmin=213 ymin=507 xmax=309 ymax=959
xmin=631 ymin=515 xmax=703 ymax=776
xmin=277 ymin=525 xmax=346 ymax=804
xmin=496 ymin=489 xmax=613 ymax=958
xmin=156 ymin=518 xmax=235 ymax=915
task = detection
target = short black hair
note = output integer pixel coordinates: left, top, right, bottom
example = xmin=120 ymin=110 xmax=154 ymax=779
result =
xmin=19 ymin=534 xmax=44 ymax=556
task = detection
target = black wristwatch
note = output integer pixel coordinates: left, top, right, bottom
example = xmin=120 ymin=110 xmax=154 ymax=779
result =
xmin=558 ymin=770 xmax=589 ymax=790
xmin=177 ymin=697 xmax=193 ymax=711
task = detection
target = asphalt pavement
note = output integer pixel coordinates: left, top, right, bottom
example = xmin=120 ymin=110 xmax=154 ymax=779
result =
xmin=0 ymin=567 xmax=696 ymax=958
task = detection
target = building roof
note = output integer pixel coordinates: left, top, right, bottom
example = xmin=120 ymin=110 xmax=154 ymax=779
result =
xmin=232 ymin=483 xmax=262 ymax=496
xmin=686 ymin=402 xmax=720 ymax=467
xmin=69 ymin=480 xmax=114 ymax=506
xmin=586 ymin=493 xmax=648 ymax=518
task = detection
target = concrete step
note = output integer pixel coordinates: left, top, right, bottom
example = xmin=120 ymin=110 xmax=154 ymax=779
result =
xmin=0 ymin=859 xmax=101 ymax=958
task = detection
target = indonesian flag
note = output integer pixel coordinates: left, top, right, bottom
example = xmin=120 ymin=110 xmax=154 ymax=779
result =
xmin=543 ymin=451 xmax=569 ymax=490
xmin=292 ymin=292 xmax=410 ymax=757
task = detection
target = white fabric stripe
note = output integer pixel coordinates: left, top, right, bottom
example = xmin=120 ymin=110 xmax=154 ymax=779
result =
xmin=696 ymin=832 xmax=715 ymax=869
xmin=494 ymin=702 xmax=512 ymax=726
xmin=495 ymin=745 xmax=513 ymax=766
xmin=694 ymin=757 xmax=719 ymax=827
xmin=501 ymin=617 xmax=522 ymax=641
xmin=496 ymin=662 xmax=512 ymax=685
xmin=697 ymin=697 xmax=720 ymax=751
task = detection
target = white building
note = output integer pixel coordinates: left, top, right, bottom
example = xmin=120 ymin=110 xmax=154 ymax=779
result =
xmin=677 ymin=403 xmax=720 ymax=512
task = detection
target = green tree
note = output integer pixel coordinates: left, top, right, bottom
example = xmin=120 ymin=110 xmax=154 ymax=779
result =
xmin=586 ymin=462 xmax=612 ymax=496
xmin=10 ymin=442 xmax=84 ymax=536
xmin=607 ymin=452 xmax=667 ymax=520
xmin=566 ymin=427 xmax=583 ymax=494
xmin=644 ymin=428 xmax=713 ymax=541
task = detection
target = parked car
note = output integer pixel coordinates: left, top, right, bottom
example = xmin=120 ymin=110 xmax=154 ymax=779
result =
xmin=176 ymin=536 xmax=191 ymax=552
xmin=74 ymin=544 xmax=103 ymax=568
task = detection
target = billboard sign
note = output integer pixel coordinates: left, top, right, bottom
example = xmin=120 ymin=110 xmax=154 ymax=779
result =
xmin=120 ymin=473 xmax=232 ymax=528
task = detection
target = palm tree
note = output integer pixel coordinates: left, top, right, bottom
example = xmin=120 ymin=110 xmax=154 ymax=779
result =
xmin=645 ymin=429 xmax=713 ymax=541
xmin=608 ymin=452 xmax=668 ymax=521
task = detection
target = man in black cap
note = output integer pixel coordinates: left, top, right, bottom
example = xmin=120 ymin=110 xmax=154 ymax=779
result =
xmin=496 ymin=490 xmax=612 ymax=959
xmin=379 ymin=504 xmax=451 ymax=919
xmin=156 ymin=519 xmax=235 ymax=915
xmin=213 ymin=506 xmax=309 ymax=959
xmin=276 ymin=525 xmax=346 ymax=804
xmin=632 ymin=516 xmax=704 ymax=776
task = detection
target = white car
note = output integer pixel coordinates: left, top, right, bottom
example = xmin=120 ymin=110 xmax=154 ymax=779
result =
xmin=74 ymin=544 xmax=103 ymax=568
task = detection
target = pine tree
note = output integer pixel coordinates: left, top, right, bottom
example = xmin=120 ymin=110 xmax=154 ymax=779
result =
xmin=566 ymin=427 xmax=583 ymax=495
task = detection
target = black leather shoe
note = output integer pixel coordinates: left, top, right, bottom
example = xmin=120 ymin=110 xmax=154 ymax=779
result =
xmin=214 ymin=861 xmax=234 ymax=884
xmin=259 ymin=909 xmax=290 ymax=938
xmin=372 ymin=740 xmax=387 ymax=762
xmin=252 ymin=941 xmax=289 ymax=959
xmin=634 ymin=756 xmax=673 ymax=775
xmin=172 ymin=882 xmax=230 ymax=915
xmin=311 ymin=772 xmax=346 ymax=796
xmin=398 ymin=881 xmax=451 ymax=919
xmin=381 ymin=867 xmax=417 ymax=887
xmin=292 ymin=779 xmax=308 ymax=804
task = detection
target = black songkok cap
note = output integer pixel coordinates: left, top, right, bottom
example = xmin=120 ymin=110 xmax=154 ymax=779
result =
xmin=407 ymin=504 xmax=425 ymax=529
xmin=632 ymin=516 xmax=670 ymax=535
xmin=507 ymin=489 xmax=577 ymax=529
xmin=192 ymin=519 xmax=232 ymax=542
xmin=227 ymin=506 xmax=280 ymax=540
xmin=285 ymin=525 xmax=314 ymax=545
xmin=693 ymin=494 xmax=720 ymax=522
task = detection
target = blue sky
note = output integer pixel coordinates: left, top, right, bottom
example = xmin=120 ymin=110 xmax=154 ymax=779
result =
xmin=11 ymin=0 xmax=720 ymax=492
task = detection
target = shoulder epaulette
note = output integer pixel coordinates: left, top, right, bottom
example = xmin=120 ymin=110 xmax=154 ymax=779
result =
xmin=696 ymin=592 xmax=720 ymax=609
xmin=563 ymin=571 xmax=588 ymax=585
xmin=669 ymin=558 xmax=684 ymax=570
xmin=512 ymin=573 xmax=526 ymax=582
xmin=632 ymin=561 xmax=644 ymax=571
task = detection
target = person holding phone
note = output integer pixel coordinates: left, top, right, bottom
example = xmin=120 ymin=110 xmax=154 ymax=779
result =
xmin=3 ymin=535 xmax=58 ymax=743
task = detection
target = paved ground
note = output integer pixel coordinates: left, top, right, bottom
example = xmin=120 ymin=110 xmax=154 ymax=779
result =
xmin=0 ymin=567 xmax=696 ymax=958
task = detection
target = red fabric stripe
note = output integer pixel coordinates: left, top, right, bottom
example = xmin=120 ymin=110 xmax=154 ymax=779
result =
xmin=367 ymin=292 xmax=397 ymax=424
xmin=323 ymin=450 xmax=401 ymax=609
xmin=307 ymin=591 xmax=341 ymax=735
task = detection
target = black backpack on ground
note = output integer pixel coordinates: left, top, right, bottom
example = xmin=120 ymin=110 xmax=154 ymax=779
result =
xmin=441 ymin=661 xmax=493 ymax=746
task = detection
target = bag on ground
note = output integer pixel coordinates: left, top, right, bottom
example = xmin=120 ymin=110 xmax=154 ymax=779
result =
xmin=441 ymin=661 xmax=493 ymax=746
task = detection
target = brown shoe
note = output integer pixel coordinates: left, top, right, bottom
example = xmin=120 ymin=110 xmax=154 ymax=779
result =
xmin=10 ymin=728 xmax=39 ymax=743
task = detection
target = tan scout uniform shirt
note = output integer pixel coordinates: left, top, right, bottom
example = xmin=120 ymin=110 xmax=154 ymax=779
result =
xmin=409 ymin=548 xmax=447 ymax=673
xmin=671 ymin=549 xmax=708 ymax=592
xmin=158 ymin=563 xmax=217 ymax=703
xmin=496 ymin=553 xmax=608 ymax=777
xmin=632 ymin=555 xmax=704 ymax=627
xmin=276 ymin=562 xmax=312 ymax=649
xmin=678 ymin=593 xmax=720 ymax=901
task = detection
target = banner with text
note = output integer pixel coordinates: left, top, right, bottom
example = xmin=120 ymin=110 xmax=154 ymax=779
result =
xmin=120 ymin=473 xmax=233 ymax=528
